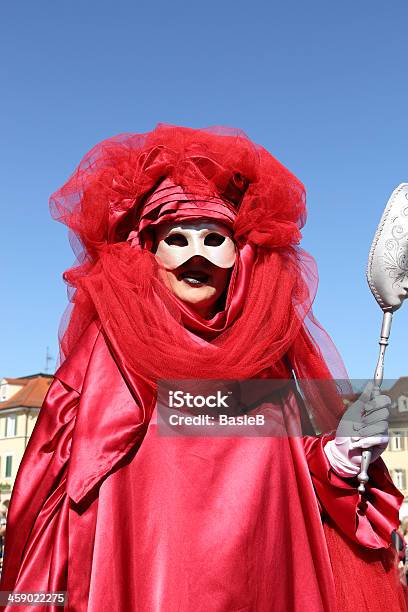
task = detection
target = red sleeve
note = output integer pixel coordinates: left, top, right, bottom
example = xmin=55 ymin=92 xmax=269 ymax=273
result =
xmin=0 ymin=318 xmax=149 ymax=595
xmin=0 ymin=321 xmax=102 ymax=592
xmin=0 ymin=378 xmax=80 ymax=591
xmin=304 ymin=434 xmax=404 ymax=549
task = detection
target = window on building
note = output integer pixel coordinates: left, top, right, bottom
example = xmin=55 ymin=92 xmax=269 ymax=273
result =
xmin=5 ymin=455 xmax=12 ymax=478
xmin=390 ymin=431 xmax=405 ymax=451
xmin=398 ymin=396 xmax=408 ymax=413
xmin=393 ymin=469 xmax=406 ymax=490
xmin=5 ymin=416 xmax=16 ymax=437
xmin=0 ymin=384 xmax=7 ymax=402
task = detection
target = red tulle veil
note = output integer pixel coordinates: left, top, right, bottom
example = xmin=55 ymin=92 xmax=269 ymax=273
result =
xmin=50 ymin=123 xmax=350 ymax=432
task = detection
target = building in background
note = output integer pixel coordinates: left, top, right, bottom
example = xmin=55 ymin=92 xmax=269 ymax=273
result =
xmin=0 ymin=374 xmax=52 ymax=504
xmin=382 ymin=377 xmax=408 ymax=518
xmin=342 ymin=378 xmax=408 ymax=518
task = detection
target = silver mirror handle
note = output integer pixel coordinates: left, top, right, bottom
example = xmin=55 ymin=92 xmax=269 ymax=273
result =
xmin=357 ymin=312 xmax=392 ymax=493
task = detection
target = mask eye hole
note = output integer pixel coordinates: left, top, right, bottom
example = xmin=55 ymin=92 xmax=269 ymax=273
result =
xmin=204 ymin=233 xmax=225 ymax=247
xmin=164 ymin=233 xmax=188 ymax=247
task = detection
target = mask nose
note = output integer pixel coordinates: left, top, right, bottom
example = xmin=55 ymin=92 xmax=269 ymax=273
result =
xmin=182 ymin=255 xmax=213 ymax=268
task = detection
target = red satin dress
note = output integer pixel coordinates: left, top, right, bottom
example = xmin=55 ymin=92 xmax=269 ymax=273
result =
xmin=1 ymin=320 xmax=406 ymax=612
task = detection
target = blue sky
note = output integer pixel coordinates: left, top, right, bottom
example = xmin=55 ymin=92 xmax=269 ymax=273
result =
xmin=1 ymin=0 xmax=407 ymax=379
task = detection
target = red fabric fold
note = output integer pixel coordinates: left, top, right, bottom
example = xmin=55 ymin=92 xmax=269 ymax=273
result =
xmin=0 ymin=381 xmax=78 ymax=596
xmin=65 ymin=327 xmax=154 ymax=505
xmin=304 ymin=435 xmax=403 ymax=548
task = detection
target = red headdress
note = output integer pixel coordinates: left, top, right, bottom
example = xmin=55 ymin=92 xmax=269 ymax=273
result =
xmin=50 ymin=123 xmax=349 ymax=431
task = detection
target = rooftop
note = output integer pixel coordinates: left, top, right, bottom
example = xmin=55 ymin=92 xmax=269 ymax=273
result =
xmin=0 ymin=374 xmax=53 ymax=410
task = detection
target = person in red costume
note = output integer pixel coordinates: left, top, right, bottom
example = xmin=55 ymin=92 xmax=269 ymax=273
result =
xmin=1 ymin=124 xmax=407 ymax=612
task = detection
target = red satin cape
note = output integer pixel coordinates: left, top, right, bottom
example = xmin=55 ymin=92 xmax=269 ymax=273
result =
xmin=0 ymin=320 xmax=406 ymax=612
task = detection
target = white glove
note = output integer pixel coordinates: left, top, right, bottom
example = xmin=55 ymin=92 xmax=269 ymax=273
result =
xmin=324 ymin=381 xmax=390 ymax=478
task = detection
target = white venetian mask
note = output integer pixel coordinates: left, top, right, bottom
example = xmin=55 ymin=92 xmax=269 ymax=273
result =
xmin=154 ymin=220 xmax=236 ymax=270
